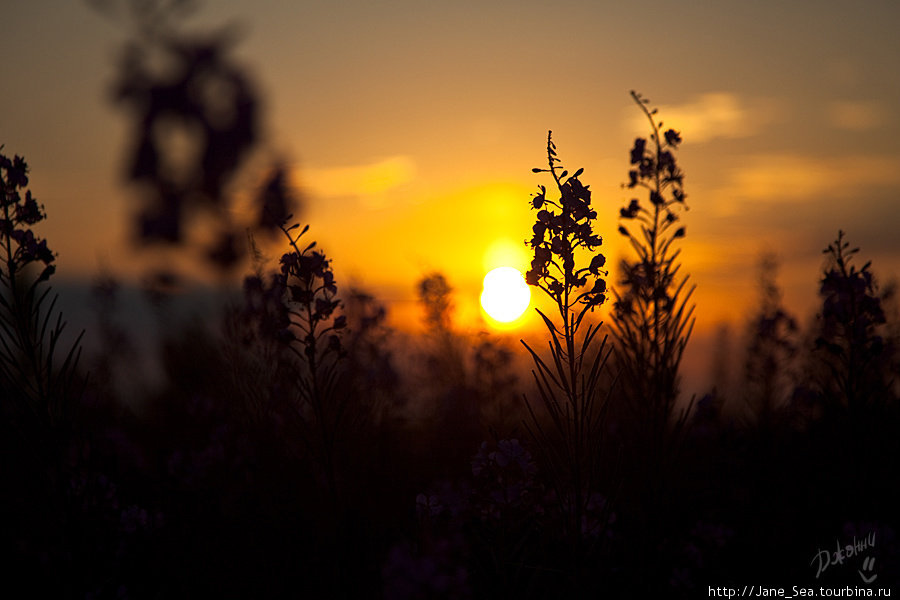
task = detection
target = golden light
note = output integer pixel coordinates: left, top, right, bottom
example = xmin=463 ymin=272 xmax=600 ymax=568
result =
xmin=480 ymin=266 xmax=531 ymax=324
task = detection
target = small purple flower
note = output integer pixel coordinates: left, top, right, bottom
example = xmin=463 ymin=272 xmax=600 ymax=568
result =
xmin=416 ymin=493 xmax=444 ymax=517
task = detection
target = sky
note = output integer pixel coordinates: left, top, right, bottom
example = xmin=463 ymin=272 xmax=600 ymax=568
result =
xmin=3 ymin=0 xmax=900 ymax=355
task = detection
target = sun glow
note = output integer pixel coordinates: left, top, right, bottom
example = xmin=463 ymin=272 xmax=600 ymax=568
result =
xmin=480 ymin=266 xmax=531 ymax=324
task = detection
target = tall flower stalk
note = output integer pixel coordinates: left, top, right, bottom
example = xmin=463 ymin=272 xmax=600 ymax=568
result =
xmin=743 ymin=254 xmax=798 ymax=426
xmin=612 ymin=91 xmax=695 ymax=483
xmin=239 ymin=207 xmax=347 ymax=501
xmin=278 ymin=217 xmax=347 ymax=500
xmin=521 ymin=131 xmax=612 ymax=581
xmin=0 ymin=149 xmax=82 ymax=431
xmin=814 ymin=231 xmax=889 ymax=416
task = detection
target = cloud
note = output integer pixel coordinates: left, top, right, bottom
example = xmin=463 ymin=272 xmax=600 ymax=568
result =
xmin=298 ymin=155 xmax=416 ymax=207
xmin=635 ymin=93 xmax=767 ymax=144
xmin=826 ymin=100 xmax=884 ymax=132
xmin=629 ymin=92 xmax=783 ymax=144
xmin=711 ymin=153 xmax=900 ymax=214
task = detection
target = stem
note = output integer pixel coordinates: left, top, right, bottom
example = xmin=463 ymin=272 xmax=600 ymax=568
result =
xmin=632 ymin=92 xmax=669 ymax=446
xmin=2 ymin=199 xmax=47 ymax=408
xmin=279 ymin=220 xmax=338 ymax=502
xmin=547 ymin=132 xmax=583 ymax=575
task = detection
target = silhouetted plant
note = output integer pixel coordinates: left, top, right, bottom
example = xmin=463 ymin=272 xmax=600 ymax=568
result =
xmin=742 ymin=254 xmax=798 ymax=426
xmin=419 ymin=271 xmax=454 ymax=333
xmin=882 ymin=281 xmax=900 ymax=399
xmin=521 ymin=130 xmax=612 ymax=582
xmin=0 ymin=148 xmax=82 ymax=430
xmin=612 ymin=91 xmax=695 ymax=464
xmin=414 ymin=271 xmax=483 ymax=469
xmin=230 ymin=210 xmax=348 ymax=503
xmin=0 ymin=148 xmax=95 ymax=597
xmin=417 ymin=272 xmax=467 ymax=385
xmin=221 ymin=170 xmax=306 ymax=426
xmin=472 ymin=333 xmax=523 ymax=439
xmin=697 ymin=323 xmax=732 ymax=429
xmin=88 ymin=272 xmax=141 ymax=404
xmin=814 ymin=230 xmax=890 ymax=415
xmin=342 ymin=288 xmax=401 ymax=426
xmin=274 ymin=216 xmax=347 ymax=498
xmin=224 ymin=268 xmax=290 ymax=426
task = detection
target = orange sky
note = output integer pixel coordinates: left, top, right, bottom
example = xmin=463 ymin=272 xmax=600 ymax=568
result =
xmin=3 ymin=1 xmax=900 ymax=361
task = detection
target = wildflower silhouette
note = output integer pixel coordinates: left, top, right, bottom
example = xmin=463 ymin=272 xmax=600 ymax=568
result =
xmin=525 ymin=132 xmax=607 ymax=313
xmin=743 ymin=254 xmax=798 ymax=426
xmin=0 ymin=148 xmax=82 ymax=428
xmin=417 ymin=272 xmax=466 ymax=383
xmin=612 ymin=91 xmax=695 ymax=462
xmin=341 ymin=289 xmax=400 ymax=427
xmin=277 ymin=215 xmax=346 ymax=495
xmin=239 ymin=200 xmax=347 ymax=499
xmin=472 ymin=333 xmax=521 ymax=438
xmin=521 ymin=131 xmax=612 ymax=586
xmin=814 ymin=230 xmax=889 ymax=414
xmin=415 ymin=271 xmax=482 ymax=455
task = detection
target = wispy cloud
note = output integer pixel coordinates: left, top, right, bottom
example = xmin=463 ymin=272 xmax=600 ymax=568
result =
xmin=710 ymin=153 xmax=900 ymax=215
xmin=632 ymin=93 xmax=779 ymax=144
xmin=298 ymin=156 xmax=416 ymax=208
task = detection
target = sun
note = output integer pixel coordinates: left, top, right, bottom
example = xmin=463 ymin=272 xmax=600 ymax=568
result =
xmin=480 ymin=266 xmax=531 ymax=324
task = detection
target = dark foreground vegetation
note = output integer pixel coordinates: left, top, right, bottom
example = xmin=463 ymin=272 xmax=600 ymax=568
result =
xmin=2 ymin=4 xmax=898 ymax=598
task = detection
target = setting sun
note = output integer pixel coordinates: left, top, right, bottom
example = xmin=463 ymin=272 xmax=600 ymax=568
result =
xmin=480 ymin=266 xmax=531 ymax=323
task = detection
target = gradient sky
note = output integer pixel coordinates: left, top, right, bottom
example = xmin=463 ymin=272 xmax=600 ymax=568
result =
xmin=3 ymin=0 xmax=899 ymax=346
